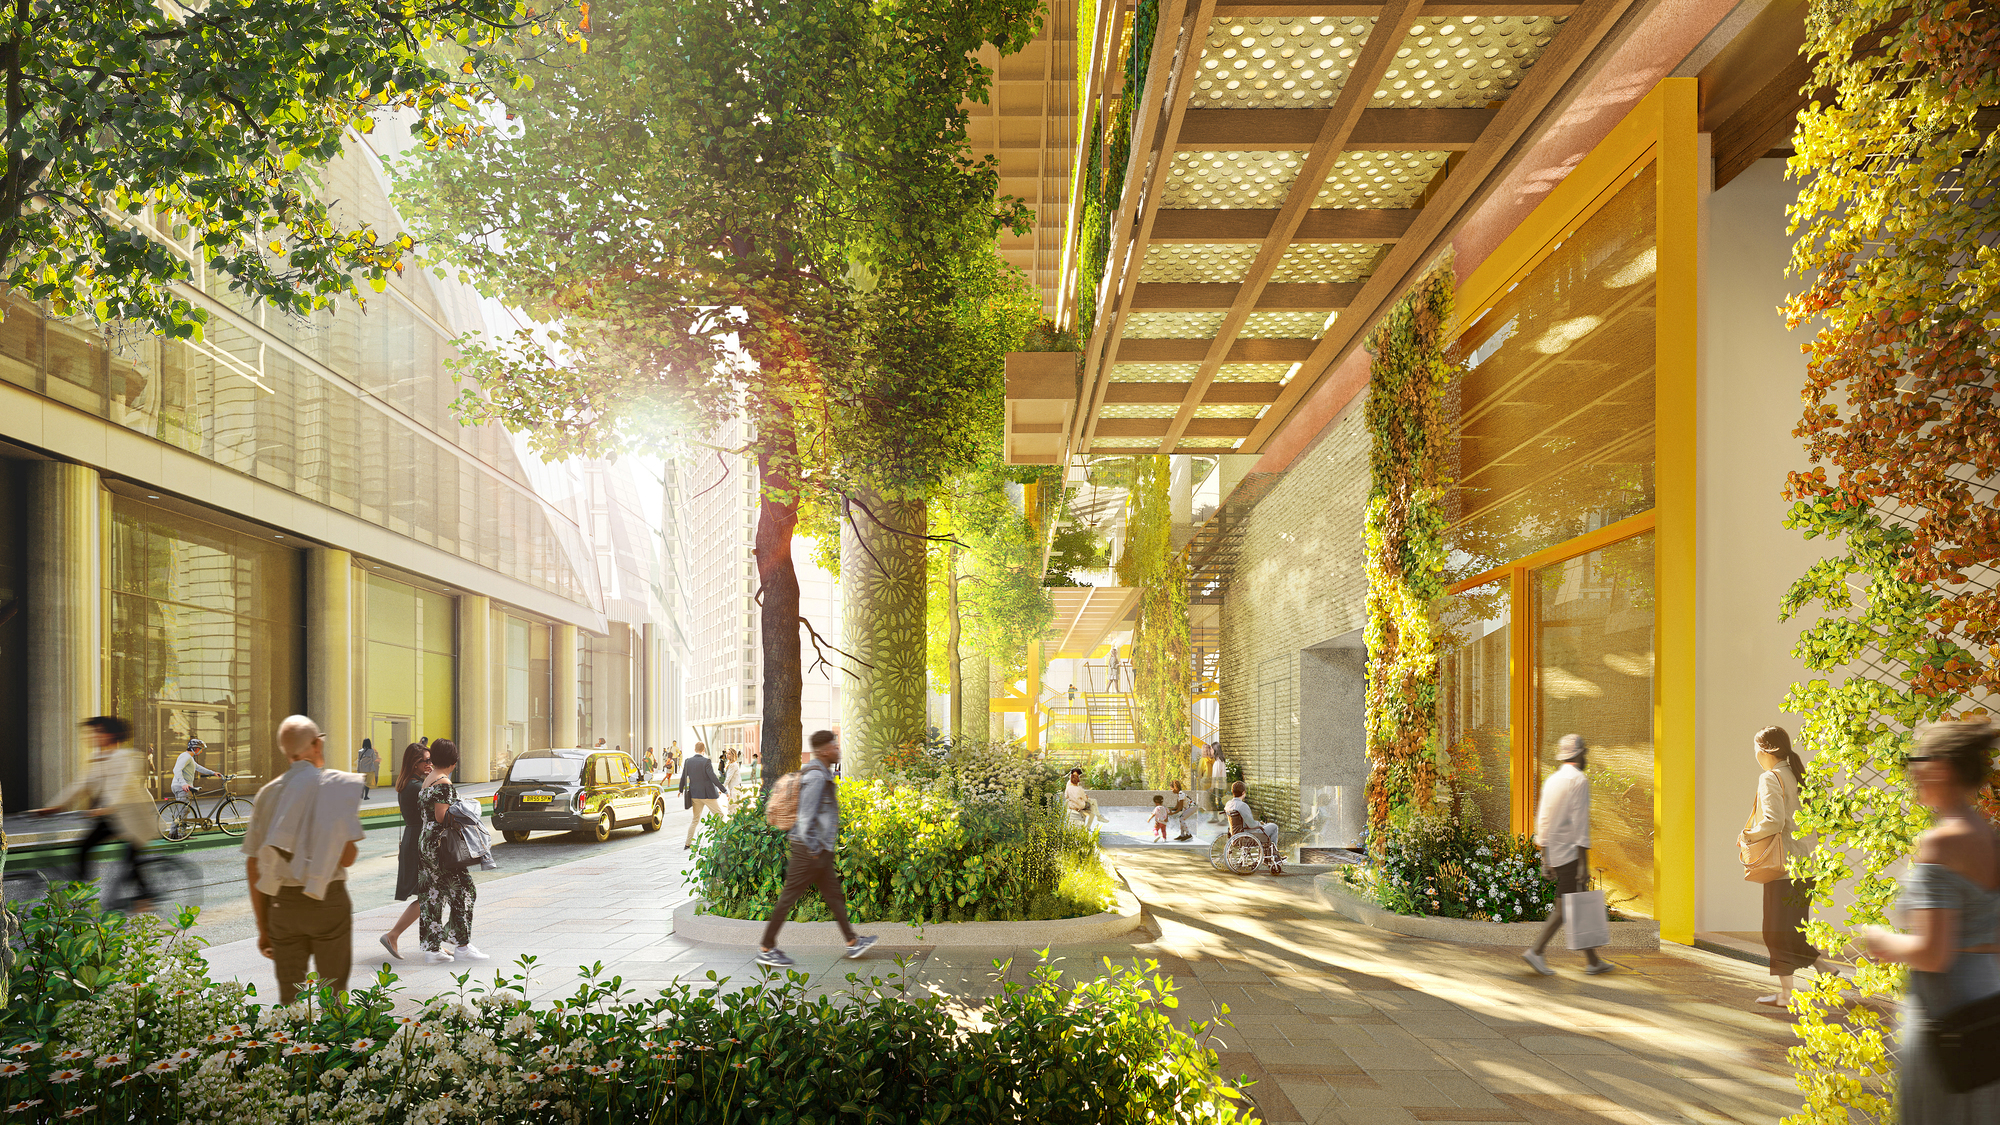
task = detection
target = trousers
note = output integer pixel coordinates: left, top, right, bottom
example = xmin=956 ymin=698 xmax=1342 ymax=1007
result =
xmin=761 ymin=842 xmax=855 ymax=948
xmin=686 ymin=798 xmax=724 ymax=846
xmin=263 ymin=882 xmax=353 ymax=1004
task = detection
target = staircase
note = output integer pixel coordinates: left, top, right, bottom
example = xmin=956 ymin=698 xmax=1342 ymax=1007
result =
xmin=1083 ymin=693 xmax=1135 ymax=746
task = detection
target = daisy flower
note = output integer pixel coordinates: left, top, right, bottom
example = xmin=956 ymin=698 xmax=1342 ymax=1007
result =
xmin=603 ymin=1060 xmax=624 ymax=1073
xmin=110 ymin=1075 xmax=140 ymax=1088
xmin=61 ymin=1108 xmax=97 ymax=1119
xmin=171 ymin=1048 xmax=201 ymax=1063
xmin=4 ymin=1044 xmax=42 ymax=1056
xmin=142 ymin=1060 xmax=178 ymax=1075
xmin=48 ymin=1069 xmax=84 ymax=1084
xmin=221 ymin=1051 xmax=247 ymax=1066
xmin=94 ymin=1053 xmax=130 ymax=1070
xmin=0 ymin=1063 xmax=20 ymax=1078
xmin=528 ymin=1101 xmax=549 ymax=1111
xmin=349 ymin=1038 xmax=376 ymax=1052
xmin=5 ymin=1100 xmax=45 ymax=1113
xmin=266 ymin=1032 xmax=293 ymax=1044
xmin=521 ymin=1072 xmax=543 ymax=1083
xmin=221 ymin=1024 xmax=249 ymax=1038
xmin=54 ymin=1049 xmax=89 ymax=1063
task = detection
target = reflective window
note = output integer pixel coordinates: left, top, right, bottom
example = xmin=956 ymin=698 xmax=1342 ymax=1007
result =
xmin=1437 ymin=580 xmax=1511 ymax=835
xmin=105 ymin=496 xmax=305 ymax=790
xmin=362 ymin=574 xmax=456 ymax=750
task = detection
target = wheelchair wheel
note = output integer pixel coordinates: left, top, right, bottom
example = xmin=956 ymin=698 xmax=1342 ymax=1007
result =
xmin=1206 ymin=836 xmax=1230 ymax=872
xmin=1222 ymin=833 xmax=1265 ymax=876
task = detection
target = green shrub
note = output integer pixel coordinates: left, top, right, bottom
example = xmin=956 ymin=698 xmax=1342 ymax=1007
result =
xmin=1368 ymin=812 xmax=1553 ymax=922
xmin=690 ymin=778 xmax=1109 ymax=924
xmin=0 ymin=890 xmax=1257 ymax=1124
xmin=1084 ymin=756 xmax=1145 ymax=791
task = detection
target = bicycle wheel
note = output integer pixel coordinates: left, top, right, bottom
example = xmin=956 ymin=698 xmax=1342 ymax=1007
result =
xmin=136 ymin=856 xmax=203 ymax=915
xmin=214 ymin=797 xmax=254 ymax=837
xmin=158 ymin=801 xmax=198 ymax=842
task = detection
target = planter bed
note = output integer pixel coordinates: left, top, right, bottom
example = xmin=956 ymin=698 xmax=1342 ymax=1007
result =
xmin=675 ymin=865 xmax=1146 ymax=947
xmin=1315 ymin=875 xmax=1659 ymax=950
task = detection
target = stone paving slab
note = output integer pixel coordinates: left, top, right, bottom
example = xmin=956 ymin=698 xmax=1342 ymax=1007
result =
xmin=199 ymin=830 xmax=1807 ymax=1123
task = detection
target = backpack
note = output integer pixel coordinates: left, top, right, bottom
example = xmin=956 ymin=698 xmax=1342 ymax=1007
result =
xmin=765 ymin=770 xmax=803 ymax=831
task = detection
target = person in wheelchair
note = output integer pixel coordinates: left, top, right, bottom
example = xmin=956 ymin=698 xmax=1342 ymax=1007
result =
xmin=1222 ymin=781 xmax=1278 ymax=860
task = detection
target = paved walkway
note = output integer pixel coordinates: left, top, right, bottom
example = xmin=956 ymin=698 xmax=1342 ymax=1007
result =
xmin=200 ymin=835 xmax=1804 ymax=1124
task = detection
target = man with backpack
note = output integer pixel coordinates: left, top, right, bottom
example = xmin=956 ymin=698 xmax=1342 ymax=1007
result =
xmin=756 ymin=730 xmax=877 ymax=968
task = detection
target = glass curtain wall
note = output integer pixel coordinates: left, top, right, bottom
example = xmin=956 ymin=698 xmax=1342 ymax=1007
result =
xmin=493 ymin=612 xmax=552 ymax=775
xmin=580 ymin=623 xmax=639 ymax=756
xmin=361 ymin=574 xmax=456 ymax=775
xmin=105 ymin=496 xmax=305 ymax=791
xmin=1441 ymin=161 xmax=1660 ymax=914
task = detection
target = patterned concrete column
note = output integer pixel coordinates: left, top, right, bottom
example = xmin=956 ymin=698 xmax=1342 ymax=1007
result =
xmin=25 ymin=461 xmax=101 ymax=807
xmin=305 ymin=547 xmax=355 ymax=772
xmin=957 ymin=648 xmax=990 ymax=744
xmin=553 ymin=623 xmax=579 ymax=748
xmin=839 ymin=489 xmax=928 ymax=777
xmin=459 ymin=594 xmax=492 ymax=781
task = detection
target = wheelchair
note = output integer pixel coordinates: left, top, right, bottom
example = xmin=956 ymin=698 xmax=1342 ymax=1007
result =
xmin=1208 ymin=811 xmax=1288 ymax=876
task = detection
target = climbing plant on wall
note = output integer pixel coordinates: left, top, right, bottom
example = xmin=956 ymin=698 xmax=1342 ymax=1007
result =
xmin=1116 ymin=455 xmax=1192 ymax=787
xmin=1776 ymin=2 xmax=2000 ymax=1119
xmin=1361 ymin=267 xmax=1458 ymax=838
xmin=1071 ymin=0 xmax=1156 ymax=331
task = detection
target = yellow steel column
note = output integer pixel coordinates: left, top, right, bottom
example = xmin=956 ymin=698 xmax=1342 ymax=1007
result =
xmin=459 ymin=595 xmax=492 ymax=781
xmin=1652 ymin=76 xmax=1702 ymax=945
xmin=305 ymin=548 xmax=355 ymax=772
xmin=553 ymin=623 xmax=579 ymax=748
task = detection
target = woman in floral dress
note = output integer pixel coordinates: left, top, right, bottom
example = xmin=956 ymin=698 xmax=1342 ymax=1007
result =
xmin=416 ymin=739 xmax=485 ymax=965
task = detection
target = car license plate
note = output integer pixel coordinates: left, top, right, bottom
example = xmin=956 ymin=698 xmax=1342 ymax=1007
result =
xmin=521 ymin=794 xmax=553 ymax=803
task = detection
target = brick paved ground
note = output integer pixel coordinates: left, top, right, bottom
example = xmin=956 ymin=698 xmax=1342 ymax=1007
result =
xmin=201 ymin=831 xmax=1805 ymax=1124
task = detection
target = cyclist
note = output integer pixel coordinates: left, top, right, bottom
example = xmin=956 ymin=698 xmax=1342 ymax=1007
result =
xmin=171 ymin=738 xmax=221 ymax=802
xmin=33 ymin=716 xmax=155 ymax=911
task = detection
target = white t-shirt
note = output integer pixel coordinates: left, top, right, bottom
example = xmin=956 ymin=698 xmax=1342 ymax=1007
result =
xmin=174 ymin=750 xmax=216 ymax=787
xmin=1149 ymin=804 xmax=1170 ymax=826
xmin=1065 ymin=782 xmax=1091 ymax=812
xmin=1224 ymin=796 xmax=1261 ymax=831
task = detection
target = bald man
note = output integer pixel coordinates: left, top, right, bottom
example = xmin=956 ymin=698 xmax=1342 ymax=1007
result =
xmin=242 ymin=715 xmax=366 ymax=1003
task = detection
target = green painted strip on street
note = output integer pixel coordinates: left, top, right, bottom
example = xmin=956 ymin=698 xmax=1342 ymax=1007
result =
xmin=3 ymin=796 xmax=492 ymax=869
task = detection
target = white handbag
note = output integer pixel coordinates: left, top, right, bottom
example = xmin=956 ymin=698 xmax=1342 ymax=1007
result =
xmin=1564 ymin=889 xmax=1611 ymax=950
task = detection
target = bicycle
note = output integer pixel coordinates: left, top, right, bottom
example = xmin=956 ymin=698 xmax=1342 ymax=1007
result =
xmin=5 ymin=849 xmax=204 ymax=917
xmin=157 ymin=774 xmax=253 ymax=841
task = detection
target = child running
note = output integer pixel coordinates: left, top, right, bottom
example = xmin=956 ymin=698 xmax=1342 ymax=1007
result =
xmin=1150 ymin=794 xmax=1170 ymax=842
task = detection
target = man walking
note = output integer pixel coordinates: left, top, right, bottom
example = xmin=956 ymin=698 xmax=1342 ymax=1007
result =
xmin=1523 ymin=734 xmax=1610 ymax=976
xmin=756 ymin=731 xmax=876 ymax=968
xmin=172 ymin=738 xmax=221 ymax=802
xmin=35 ymin=716 xmax=156 ymax=909
xmin=242 ymin=715 xmax=367 ymax=1004
xmin=679 ymin=742 xmax=723 ymax=848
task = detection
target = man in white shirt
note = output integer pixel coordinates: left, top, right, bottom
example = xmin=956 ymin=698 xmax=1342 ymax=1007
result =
xmin=1223 ymin=780 xmax=1278 ymax=860
xmin=1524 ymin=734 xmax=1610 ymax=976
xmin=172 ymin=739 xmax=220 ymax=801
xmin=242 ymin=716 xmax=366 ymax=1003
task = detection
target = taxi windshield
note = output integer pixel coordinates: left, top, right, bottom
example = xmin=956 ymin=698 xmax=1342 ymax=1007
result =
xmin=507 ymin=757 xmax=584 ymax=784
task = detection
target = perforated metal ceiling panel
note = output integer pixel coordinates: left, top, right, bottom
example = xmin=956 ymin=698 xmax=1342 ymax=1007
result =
xmin=1212 ymin=362 xmax=1296 ymax=383
xmin=1270 ymin=243 xmax=1383 ymax=284
xmin=1194 ymin=404 xmax=1266 ymax=419
xmin=1136 ymin=243 xmax=1261 ymax=284
xmin=1122 ymin=312 xmax=1227 ymax=339
xmin=1100 ymin=404 xmax=1182 ymax=418
xmin=1110 ymin=361 xmax=1202 ymax=383
xmin=1373 ymin=17 xmax=1566 ymax=107
xmin=1192 ymin=17 xmax=1377 ymax=109
xmin=1162 ymin=150 xmax=1307 ymax=209
xmin=1241 ymin=311 xmax=1334 ymax=338
xmin=1315 ymin=149 xmax=1452 ymax=209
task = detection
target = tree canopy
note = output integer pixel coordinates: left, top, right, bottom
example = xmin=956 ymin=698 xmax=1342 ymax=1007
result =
xmin=4 ymin=0 xmax=572 ymax=337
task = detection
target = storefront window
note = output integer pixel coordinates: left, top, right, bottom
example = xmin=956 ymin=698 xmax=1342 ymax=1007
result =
xmin=1436 ymin=581 xmax=1511 ymax=835
xmin=362 ymin=574 xmax=456 ymax=758
xmin=1533 ymin=531 xmax=1655 ymax=918
xmin=1450 ymin=165 xmax=1658 ymax=581
xmin=105 ymin=496 xmax=305 ymax=791
xmin=493 ymin=612 xmax=551 ymax=775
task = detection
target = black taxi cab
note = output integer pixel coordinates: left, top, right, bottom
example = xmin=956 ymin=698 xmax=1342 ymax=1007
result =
xmin=493 ymin=748 xmax=665 ymax=843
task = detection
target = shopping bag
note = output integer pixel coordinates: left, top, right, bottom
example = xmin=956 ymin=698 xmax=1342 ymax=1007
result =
xmin=1563 ymin=889 xmax=1610 ymax=950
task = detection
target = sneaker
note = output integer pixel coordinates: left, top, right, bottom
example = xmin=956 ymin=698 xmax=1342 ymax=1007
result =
xmin=844 ymin=935 xmax=878 ymax=960
xmin=1755 ymin=993 xmax=1787 ymax=1006
xmin=378 ymin=934 xmax=401 ymax=961
xmin=756 ymin=948 xmax=795 ymax=968
xmin=1521 ymin=949 xmax=1552 ymax=976
xmin=454 ymin=944 xmax=491 ymax=961
xmin=1585 ymin=960 xmax=1615 ymax=976
xmin=423 ymin=950 xmax=455 ymax=965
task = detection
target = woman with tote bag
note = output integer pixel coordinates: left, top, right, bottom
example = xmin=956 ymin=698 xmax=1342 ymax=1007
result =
xmin=1738 ymin=726 xmax=1818 ymax=1007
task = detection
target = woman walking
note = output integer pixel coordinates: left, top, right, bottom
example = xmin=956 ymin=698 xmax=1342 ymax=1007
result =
xmin=724 ymin=748 xmax=747 ymax=811
xmin=1865 ymin=722 xmax=2000 ymax=1122
xmin=1738 ymin=726 xmax=1818 ymax=1006
xmin=378 ymin=743 xmax=429 ymax=960
xmin=416 ymin=739 xmax=485 ymax=965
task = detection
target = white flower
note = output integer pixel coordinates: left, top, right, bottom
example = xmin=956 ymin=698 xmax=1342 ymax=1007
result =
xmin=49 ymin=1068 xmax=85 ymax=1084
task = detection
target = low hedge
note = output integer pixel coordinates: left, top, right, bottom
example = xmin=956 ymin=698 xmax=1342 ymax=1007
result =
xmin=0 ymin=885 xmax=1259 ymax=1124
xmin=1337 ymin=812 xmax=1555 ymax=923
xmin=691 ymin=779 xmax=1110 ymax=924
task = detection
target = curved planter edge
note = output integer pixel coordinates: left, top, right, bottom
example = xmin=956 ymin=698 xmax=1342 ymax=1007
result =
xmin=673 ymin=880 xmax=1146 ymax=948
xmin=1314 ymin=875 xmax=1660 ymax=950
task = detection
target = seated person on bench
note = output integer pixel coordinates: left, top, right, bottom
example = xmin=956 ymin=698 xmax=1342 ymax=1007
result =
xmin=1222 ymin=781 xmax=1277 ymax=856
xmin=1064 ymin=768 xmax=1101 ymax=830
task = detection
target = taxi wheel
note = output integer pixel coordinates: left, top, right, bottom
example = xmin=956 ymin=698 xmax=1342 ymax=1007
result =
xmin=502 ymin=830 xmax=531 ymax=844
xmin=586 ymin=814 xmax=613 ymax=843
xmin=642 ymin=800 xmax=665 ymax=833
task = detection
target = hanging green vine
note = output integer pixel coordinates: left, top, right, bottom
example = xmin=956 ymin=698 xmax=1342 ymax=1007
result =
xmin=1116 ymin=455 xmax=1193 ymax=787
xmin=1362 ymin=267 xmax=1458 ymax=838
xmin=1776 ymin=2 xmax=2000 ymax=1119
xmin=1071 ymin=0 xmax=1156 ymax=332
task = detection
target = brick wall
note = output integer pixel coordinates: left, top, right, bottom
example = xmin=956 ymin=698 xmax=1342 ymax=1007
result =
xmin=1218 ymin=397 xmax=1371 ymax=830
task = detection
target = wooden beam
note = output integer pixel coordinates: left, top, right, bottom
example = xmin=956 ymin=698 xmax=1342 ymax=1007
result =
xmin=1235 ymin=0 xmax=1639 ymax=455
xmin=1132 ymin=282 xmax=1359 ymax=309
xmin=1157 ymin=0 xmax=1427 ymax=453
xmin=1710 ymin=50 xmax=1814 ymax=191
xmin=1104 ymin=381 xmax=1284 ymax=403
xmin=1177 ymin=107 xmax=1496 ymax=150
xmin=1117 ymin=337 xmax=1314 ymax=362
xmin=1150 ymin=208 xmax=1416 ymax=243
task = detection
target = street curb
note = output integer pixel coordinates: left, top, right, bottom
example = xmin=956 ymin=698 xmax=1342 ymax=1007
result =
xmin=673 ymin=872 xmax=1145 ymax=948
xmin=1315 ymin=875 xmax=1661 ymax=950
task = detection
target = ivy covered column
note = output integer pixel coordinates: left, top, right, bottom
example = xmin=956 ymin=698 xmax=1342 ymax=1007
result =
xmin=840 ymin=488 xmax=929 ymax=776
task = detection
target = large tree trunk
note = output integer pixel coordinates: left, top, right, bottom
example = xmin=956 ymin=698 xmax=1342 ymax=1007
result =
xmin=840 ymin=487 xmax=928 ymax=776
xmin=756 ymin=411 xmax=804 ymax=785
